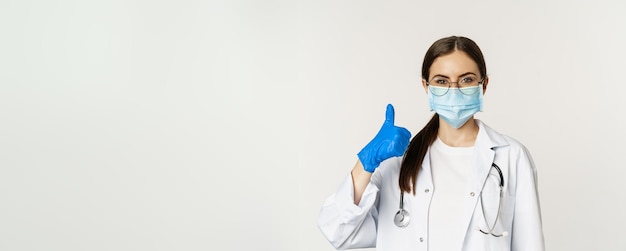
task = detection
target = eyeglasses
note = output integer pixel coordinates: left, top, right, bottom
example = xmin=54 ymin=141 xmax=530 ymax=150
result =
xmin=426 ymin=76 xmax=485 ymax=96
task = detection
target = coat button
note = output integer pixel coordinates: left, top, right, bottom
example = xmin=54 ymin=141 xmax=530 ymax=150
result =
xmin=425 ymin=189 xmax=430 ymax=193
xmin=470 ymin=192 xmax=475 ymax=197
xmin=419 ymin=237 xmax=424 ymax=242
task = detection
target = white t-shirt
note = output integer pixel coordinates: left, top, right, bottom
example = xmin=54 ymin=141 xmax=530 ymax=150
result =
xmin=428 ymin=137 xmax=474 ymax=251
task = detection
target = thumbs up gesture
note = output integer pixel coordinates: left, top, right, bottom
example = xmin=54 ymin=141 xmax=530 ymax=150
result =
xmin=357 ymin=104 xmax=412 ymax=173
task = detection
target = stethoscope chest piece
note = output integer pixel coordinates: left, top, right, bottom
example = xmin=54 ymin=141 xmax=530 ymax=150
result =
xmin=394 ymin=192 xmax=410 ymax=227
xmin=394 ymin=208 xmax=410 ymax=228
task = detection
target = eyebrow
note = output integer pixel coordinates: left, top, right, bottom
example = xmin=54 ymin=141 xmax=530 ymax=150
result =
xmin=432 ymin=72 xmax=478 ymax=79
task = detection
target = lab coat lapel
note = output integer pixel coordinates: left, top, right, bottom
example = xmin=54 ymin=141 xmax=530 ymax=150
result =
xmin=459 ymin=120 xmax=507 ymax=244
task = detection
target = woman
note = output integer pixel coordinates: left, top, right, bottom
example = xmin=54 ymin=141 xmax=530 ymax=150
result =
xmin=318 ymin=36 xmax=545 ymax=251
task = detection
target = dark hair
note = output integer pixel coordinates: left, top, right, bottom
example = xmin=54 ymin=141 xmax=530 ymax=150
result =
xmin=399 ymin=36 xmax=487 ymax=194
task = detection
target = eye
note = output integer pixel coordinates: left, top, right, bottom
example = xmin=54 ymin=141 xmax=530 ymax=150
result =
xmin=433 ymin=78 xmax=449 ymax=85
xmin=460 ymin=76 xmax=477 ymax=85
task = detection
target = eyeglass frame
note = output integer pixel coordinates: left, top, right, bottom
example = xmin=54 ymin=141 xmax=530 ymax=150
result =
xmin=425 ymin=76 xmax=486 ymax=96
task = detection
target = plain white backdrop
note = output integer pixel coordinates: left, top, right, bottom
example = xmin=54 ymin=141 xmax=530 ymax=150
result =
xmin=1 ymin=0 xmax=625 ymax=250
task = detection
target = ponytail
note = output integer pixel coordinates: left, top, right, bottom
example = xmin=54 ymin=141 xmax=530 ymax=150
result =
xmin=399 ymin=114 xmax=439 ymax=194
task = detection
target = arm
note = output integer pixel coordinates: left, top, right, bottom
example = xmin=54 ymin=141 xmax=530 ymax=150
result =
xmin=317 ymin=166 xmax=380 ymax=249
xmin=351 ymin=160 xmax=372 ymax=205
xmin=511 ymin=146 xmax=545 ymax=251
xmin=318 ymin=104 xmax=411 ymax=249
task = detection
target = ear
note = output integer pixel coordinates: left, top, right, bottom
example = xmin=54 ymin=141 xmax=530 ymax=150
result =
xmin=422 ymin=78 xmax=428 ymax=94
xmin=482 ymin=76 xmax=489 ymax=95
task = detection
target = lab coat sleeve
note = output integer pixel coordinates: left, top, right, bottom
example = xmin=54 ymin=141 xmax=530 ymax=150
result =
xmin=317 ymin=171 xmax=381 ymax=250
xmin=511 ymin=145 xmax=545 ymax=251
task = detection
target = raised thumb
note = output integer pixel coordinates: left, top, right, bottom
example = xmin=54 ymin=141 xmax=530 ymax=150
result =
xmin=385 ymin=104 xmax=395 ymax=124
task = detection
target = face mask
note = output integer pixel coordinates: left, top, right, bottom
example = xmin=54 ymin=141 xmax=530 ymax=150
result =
xmin=428 ymin=85 xmax=483 ymax=129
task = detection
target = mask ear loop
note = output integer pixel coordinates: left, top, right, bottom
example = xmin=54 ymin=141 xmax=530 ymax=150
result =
xmin=478 ymin=83 xmax=484 ymax=111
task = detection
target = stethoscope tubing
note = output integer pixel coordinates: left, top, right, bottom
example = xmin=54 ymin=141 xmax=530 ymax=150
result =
xmin=394 ymin=163 xmax=507 ymax=237
xmin=479 ymin=163 xmax=506 ymax=237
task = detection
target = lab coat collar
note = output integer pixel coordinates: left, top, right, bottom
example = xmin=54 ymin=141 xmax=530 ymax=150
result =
xmin=474 ymin=119 xmax=509 ymax=150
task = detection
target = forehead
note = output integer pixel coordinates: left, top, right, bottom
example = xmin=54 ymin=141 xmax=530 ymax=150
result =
xmin=429 ymin=50 xmax=480 ymax=78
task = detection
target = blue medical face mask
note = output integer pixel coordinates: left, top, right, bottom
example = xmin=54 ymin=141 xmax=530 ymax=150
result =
xmin=428 ymin=85 xmax=483 ymax=129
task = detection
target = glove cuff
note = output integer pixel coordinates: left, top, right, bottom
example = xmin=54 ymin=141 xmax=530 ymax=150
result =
xmin=357 ymin=151 xmax=379 ymax=173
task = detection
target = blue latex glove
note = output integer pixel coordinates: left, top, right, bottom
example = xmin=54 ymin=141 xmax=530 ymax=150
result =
xmin=357 ymin=104 xmax=412 ymax=173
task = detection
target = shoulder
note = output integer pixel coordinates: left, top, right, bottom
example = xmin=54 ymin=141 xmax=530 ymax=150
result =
xmin=502 ymin=134 xmax=531 ymax=154
xmin=477 ymin=120 xmax=534 ymax=158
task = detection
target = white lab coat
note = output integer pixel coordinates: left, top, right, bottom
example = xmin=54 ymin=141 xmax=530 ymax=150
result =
xmin=318 ymin=120 xmax=544 ymax=251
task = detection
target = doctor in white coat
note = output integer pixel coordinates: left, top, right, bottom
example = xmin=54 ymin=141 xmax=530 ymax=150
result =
xmin=318 ymin=36 xmax=545 ymax=251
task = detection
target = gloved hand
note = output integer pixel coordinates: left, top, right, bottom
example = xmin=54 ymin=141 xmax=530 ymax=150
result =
xmin=358 ymin=104 xmax=412 ymax=173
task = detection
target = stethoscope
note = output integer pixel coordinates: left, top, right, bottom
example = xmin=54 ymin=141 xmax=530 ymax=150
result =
xmin=394 ymin=163 xmax=508 ymax=237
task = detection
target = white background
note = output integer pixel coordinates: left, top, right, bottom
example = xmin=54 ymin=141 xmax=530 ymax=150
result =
xmin=1 ymin=0 xmax=625 ymax=250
